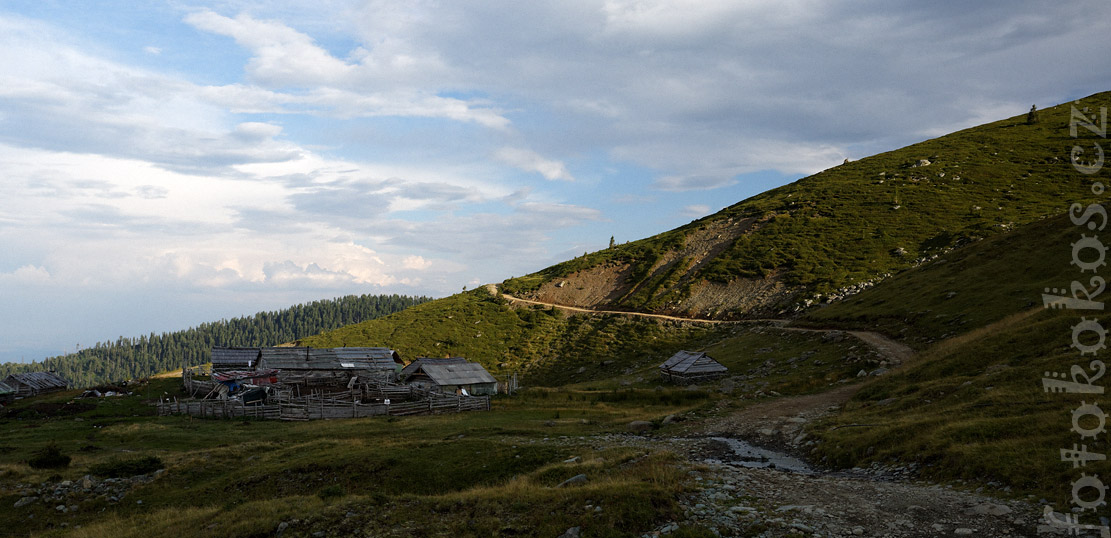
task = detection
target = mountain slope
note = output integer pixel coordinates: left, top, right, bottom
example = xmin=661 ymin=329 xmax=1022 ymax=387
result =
xmin=502 ymin=92 xmax=1109 ymax=319
xmin=796 ymin=213 xmax=1101 ymax=505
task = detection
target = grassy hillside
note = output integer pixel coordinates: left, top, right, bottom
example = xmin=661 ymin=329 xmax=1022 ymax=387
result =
xmin=799 ymin=213 xmax=1109 ymax=505
xmin=799 ymin=213 xmax=1086 ymax=348
xmin=503 ymin=92 xmax=1110 ymax=317
xmin=296 ymin=288 xmax=718 ymax=386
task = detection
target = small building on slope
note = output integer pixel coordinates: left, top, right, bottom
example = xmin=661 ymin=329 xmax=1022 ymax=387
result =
xmin=399 ymin=357 xmax=468 ymax=380
xmin=404 ymin=360 xmax=498 ymax=396
xmin=659 ymin=351 xmax=728 ymax=384
xmin=4 ymin=372 xmax=70 ymax=397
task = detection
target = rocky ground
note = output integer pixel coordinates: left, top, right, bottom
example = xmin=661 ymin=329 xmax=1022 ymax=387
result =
xmin=539 ymin=430 xmax=1060 ymax=538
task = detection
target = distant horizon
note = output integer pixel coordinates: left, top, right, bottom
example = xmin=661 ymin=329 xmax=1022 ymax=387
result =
xmin=1 ymin=1 xmax=1109 ymax=364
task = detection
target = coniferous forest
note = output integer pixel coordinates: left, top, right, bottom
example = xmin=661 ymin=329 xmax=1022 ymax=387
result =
xmin=0 ymin=294 xmax=430 ymax=388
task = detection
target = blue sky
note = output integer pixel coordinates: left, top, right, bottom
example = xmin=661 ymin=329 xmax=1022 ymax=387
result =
xmin=1 ymin=1 xmax=1109 ymax=362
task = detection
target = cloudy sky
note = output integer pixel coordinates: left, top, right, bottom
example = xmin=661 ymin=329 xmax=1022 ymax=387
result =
xmin=1 ymin=1 xmax=1108 ymax=362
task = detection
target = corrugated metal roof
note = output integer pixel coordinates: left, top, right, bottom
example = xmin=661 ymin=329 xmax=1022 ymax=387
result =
xmin=211 ymin=347 xmax=260 ymax=367
xmin=6 ymin=371 xmax=70 ymax=391
xmin=400 ymin=357 xmax=468 ymax=379
xmin=659 ymin=351 xmax=727 ymax=374
xmin=415 ymin=362 xmax=496 ymax=386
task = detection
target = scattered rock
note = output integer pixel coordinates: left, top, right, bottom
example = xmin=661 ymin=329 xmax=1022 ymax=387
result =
xmin=627 ymin=420 xmax=654 ymax=433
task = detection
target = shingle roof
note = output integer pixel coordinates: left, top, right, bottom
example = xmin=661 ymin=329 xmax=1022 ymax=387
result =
xmin=6 ymin=371 xmax=70 ymax=391
xmin=258 ymin=347 xmax=312 ymax=369
xmin=659 ymin=351 xmax=728 ymax=375
xmin=258 ymin=347 xmax=401 ymax=371
xmin=415 ymin=362 xmax=497 ymax=386
xmin=400 ymin=357 xmax=468 ymax=379
xmin=211 ymin=347 xmax=260 ymax=368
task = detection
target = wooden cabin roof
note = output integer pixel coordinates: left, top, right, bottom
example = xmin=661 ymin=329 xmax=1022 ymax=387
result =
xmin=211 ymin=347 xmax=261 ymax=368
xmin=258 ymin=347 xmax=401 ymax=371
xmin=0 ymin=381 xmax=14 ymax=395
xmin=412 ymin=362 xmax=496 ymax=386
xmin=400 ymin=357 xmax=468 ymax=379
xmin=5 ymin=371 xmax=70 ymax=391
xmin=659 ymin=351 xmax=728 ymax=375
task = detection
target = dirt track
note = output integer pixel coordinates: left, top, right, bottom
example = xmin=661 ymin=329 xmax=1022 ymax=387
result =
xmin=492 ymin=285 xmax=915 ymax=366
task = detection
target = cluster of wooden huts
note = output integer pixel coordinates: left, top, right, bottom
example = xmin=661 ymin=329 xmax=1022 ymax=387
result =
xmin=0 ymin=372 xmax=70 ymax=404
xmin=163 ymin=346 xmax=501 ymax=421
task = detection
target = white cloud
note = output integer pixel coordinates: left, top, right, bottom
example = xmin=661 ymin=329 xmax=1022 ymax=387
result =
xmin=495 ymin=147 xmax=575 ymax=181
xmin=680 ymin=204 xmax=711 ymax=218
xmin=402 ymin=255 xmax=433 ymax=270
xmin=0 ymin=265 xmax=51 ymax=284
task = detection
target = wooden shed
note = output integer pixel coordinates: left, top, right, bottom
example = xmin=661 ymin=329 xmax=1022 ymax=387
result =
xmin=0 ymin=381 xmax=14 ymax=405
xmin=400 ymin=357 xmax=468 ymax=380
xmin=404 ymin=361 xmax=498 ymax=396
xmin=659 ymin=351 xmax=728 ymax=384
xmin=211 ymin=347 xmax=261 ymax=371
xmin=4 ymin=372 xmax=70 ymax=397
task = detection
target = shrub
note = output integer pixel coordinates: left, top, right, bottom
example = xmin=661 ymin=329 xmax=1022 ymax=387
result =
xmin=28 ymin=444 xmax=70 ymax=470
xmin=90 ymin=456 xmax=163 ymax=478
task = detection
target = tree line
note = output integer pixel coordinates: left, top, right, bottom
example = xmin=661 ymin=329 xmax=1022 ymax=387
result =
xmin=0 ymin=294 xmax=431 ymax=388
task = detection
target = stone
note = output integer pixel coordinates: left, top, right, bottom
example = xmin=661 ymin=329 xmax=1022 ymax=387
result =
xmin=276 ymin=522 xmax=289 ymax=537
xmin=965 ymin=503 xmax=1012 ymax=516
xmin=563 ymin=456 xmax=581 ymax=464
xmin=13 ymin=497 xmax=37 ymax=508
xmin=627 ymin=420 xmax=654 ymax=433
xmin=558 ymin=526 xmax=581 ymax=538
xmin=954 ymin=529 xmax=974 ymax=536
xmin=557 ymin=474 xmax=589 ymax=488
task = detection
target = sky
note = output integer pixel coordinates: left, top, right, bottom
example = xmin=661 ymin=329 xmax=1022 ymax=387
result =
xmin=0 ymin=1 xmax=1109 ymax=363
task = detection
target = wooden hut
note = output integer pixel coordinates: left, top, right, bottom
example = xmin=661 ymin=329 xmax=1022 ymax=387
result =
xmin=210 ymin=347 xmax=261 ymax=371
xmin=0 ymin=381 xmax=14 ymax=405
xmin=404 ymin=361 xmax=498 ymax=396
xmin=4 ymin=372 xmax=70 ymax=397
xmin=399 ymin=357 xmax=468 ymax=380
xmin=659 ymin=351 xmax=728 ymax=384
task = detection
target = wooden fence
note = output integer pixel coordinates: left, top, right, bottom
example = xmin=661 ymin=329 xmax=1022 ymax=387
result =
xmin=156 ymin=392 xmax=489 ymax=421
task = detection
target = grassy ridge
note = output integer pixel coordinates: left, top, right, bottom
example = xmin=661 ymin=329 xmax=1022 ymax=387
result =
xmin=504 ymin=92 xmax=1110 ymax=313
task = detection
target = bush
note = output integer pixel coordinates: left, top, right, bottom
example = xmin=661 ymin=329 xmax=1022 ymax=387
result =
xmin=28 ymin=444 xmax=70 ymax=470
xmin=90 ymin=456 xmax=163 ymax=478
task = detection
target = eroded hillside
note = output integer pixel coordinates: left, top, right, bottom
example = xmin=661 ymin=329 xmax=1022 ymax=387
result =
xmin=502 ymin=92 xmax=1110 ymax=320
